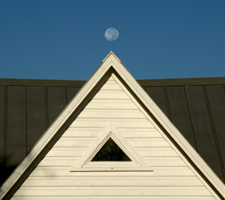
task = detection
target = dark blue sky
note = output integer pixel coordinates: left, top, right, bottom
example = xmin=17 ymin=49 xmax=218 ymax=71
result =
xmin=1 ymin=1 xmax=225 ymax=80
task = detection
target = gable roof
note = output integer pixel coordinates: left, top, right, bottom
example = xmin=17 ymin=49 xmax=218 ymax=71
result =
xmin=0 ymin=52 xmax=224 ymax=199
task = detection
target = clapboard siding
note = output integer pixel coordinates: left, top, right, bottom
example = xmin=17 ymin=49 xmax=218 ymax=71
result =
xmin=14 ymin=187 xmax=211 ymax=196
xmin=62 ymin=128 xmax=162 ymax=138
xmin=22 ymin=177 xmax=202 ymax=187
xmin=137 ymin=148 xmax=178 ymax=156
xmin=45 ymin=148 xmax=88 ymax=157
xmin=62 ymin=128 xmax=104 ymax=138
xmin=94 ymin=91 xmax=129 ymax=99
xmin=38 ymin=158 xmax=79 ymax=167
xmin=118 ymin=128 xmax=162 ymax=138
xmin=12 ymin=75 xmax=217 ymax=199
xmin=30 ymin=167 xmax=194 ymax=177
xmin=10 ymin=197 xmax=218 ymax=200
xmin=71 ymin=119 xmax=154 ymax=128
xmin=128 ymin=138 xmax=170 ymax=147
xmin=85 ymin=99 xmax=138 ymax=109
xmin=78 ymin=110 xmax=146 ymax=119
xmin=54 ymin=138 xmax=95 ymax=147
xmin=46 ymin=147 xmax=177 ymax=157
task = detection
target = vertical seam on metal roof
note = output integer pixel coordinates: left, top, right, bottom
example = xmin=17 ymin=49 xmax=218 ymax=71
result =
xmin=184 ymin=85 xmax=199 ymax=151
xmin=163 ymin=86 xmax=172 ymax=120
xmin=25 ymin=86 xmax=28 ymax=154
xmin=203 ymin=85 xmax=225 ymax=181
xmin=3 ymin=86 xmax=7 ymax=171
xmin=44 ymin=87 xmax=49 ymax=129
xmin=65 ymin=87 xmax=68 ymax=104
xmin=163 ymin=86 xmax=172 ymax=121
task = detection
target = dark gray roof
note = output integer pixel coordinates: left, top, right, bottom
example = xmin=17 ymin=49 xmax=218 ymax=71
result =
xmin=0 ymin=77 xmax=224 ymax=186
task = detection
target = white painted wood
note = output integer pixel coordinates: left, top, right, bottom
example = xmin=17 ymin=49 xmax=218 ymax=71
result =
xmin=128 ymin=138 xmax=170 ymax=147
xmin=45 ymin=148 xmax=87 ymax=157
xmin=85 ymin=99 xmax=138 ymax=109
xmin=118 ymin=128 xmax=162 ymax=138
xmin=78 ymin=110 xmax=146 ymax=119
xmin=62 ymin=127 xmax=103 ymax=138
xmin=83 ymin=161 xmax=138 ymax=167
xmin=54 ymin=138 xmax=95 ymax=148
xmin=71 ymin=119 xmax=154 ymax=128
xmin=71 ymin=168 xmax=153 ymax=172
xmin=30 ymin=167 xmax=195 ymax=177
xmin=10 ymin=197 xmax=218 ymax=200
xmin=13 ymin=187 xmax=211 ymax=196
xmin=38 ymin=158 xmax=79 ymax=167
xmin=145 ymin=157 xmax=186 ymax=167
xmin=100 ymin=81 xmax=122 ymax=90
xmin=93 ymin=90 xmax=129 ymax=99
xmin=137 ymin=148 xmax=178 ymax=156
xmin=22 ymin=177 xmax=202 ymax=187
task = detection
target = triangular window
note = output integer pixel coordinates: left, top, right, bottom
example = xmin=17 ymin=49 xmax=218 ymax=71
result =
xmin=91 ymin=138 xmax=131 ymax=161
xmin=71 ymin=124 xmax=152 ymax=171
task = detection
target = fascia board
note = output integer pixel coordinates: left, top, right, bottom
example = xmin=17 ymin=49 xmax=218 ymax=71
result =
xmin=108 ymin=55 xmax=225 ymax=196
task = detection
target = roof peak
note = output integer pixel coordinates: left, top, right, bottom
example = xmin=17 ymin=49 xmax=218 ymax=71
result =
xmin=102 ymin=51 xmax=121 ymax=63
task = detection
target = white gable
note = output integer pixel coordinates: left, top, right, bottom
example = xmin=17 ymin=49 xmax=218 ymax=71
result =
xmin=0 ymin=52 xmax=224 ymax=199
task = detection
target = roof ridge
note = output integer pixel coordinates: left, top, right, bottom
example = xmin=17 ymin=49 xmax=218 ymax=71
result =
xmin=102 ymin=51 xmax=121 ymax=63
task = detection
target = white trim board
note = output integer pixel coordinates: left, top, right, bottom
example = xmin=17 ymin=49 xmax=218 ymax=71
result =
xmin=0 ymin=51 xmax=224 ymax=199
xmin=70 ymin=123 xmax=153 ymax=172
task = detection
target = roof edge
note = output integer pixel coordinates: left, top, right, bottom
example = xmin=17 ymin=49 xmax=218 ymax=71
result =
xmin=102 ymin=51 xmax=121 ymax=63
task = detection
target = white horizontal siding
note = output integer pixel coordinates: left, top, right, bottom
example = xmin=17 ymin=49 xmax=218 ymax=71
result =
xmin=38 ymin=158 xmax=79 ymax=167
xmin=70 ymin=119 xmax=154 ymax=128
xmin=46 ymin=147 xmax=178 ymax=158
xmin=30 ymin=166 xmax=195 ymax=177
xmin=62 ymin=128 xmax=161 ymax=138
xmin=85 ymin=99 xmax=138 ymax=109
xmin=12 ymin=75 xmax=216 ymax=199
xmin=128 ymin=138 xmax=170 ymax=147
xmin=46 ymin=148 xmax=87 ymax=157
xmin=62 ymin=128 xmax=103 ymax=138
xmin=10 ymin=197 xmax=218 ymax=200
xmin=14 ymin=187 xmax=211 ymax=196
xmin=93 ymin=90 xmax=129 ymax=99
xmin=137 ymin=148 xmax=178 ymax=156
xmin=78 ymin=110 xmax=146 ymax=119
xmin=118 ymin=128 xmax=162 ymax=138
xmin=54 ymin=138 xmax=96 ymax=148
xmin=22 ymin=177 xmax=202 ymax=187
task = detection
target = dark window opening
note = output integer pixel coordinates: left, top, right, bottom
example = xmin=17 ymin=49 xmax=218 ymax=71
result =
xmin=91 ymin=138 xmax=131 ymax=161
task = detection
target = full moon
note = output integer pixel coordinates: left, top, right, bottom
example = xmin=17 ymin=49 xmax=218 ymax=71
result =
xmin=104 ymin=28 xmax=119 ymax=41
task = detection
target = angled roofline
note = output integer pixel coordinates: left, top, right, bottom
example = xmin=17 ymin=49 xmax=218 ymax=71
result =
xmin=0 ymin=51 xmax=224 ymax=199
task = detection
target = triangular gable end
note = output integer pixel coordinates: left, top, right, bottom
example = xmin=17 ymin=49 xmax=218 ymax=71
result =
xmin=0 ymin=51 xmax=224 ymax=199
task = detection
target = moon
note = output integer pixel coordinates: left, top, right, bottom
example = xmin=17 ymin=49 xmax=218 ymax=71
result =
xmin=104 ymin=28 xmax=119 ymax=41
